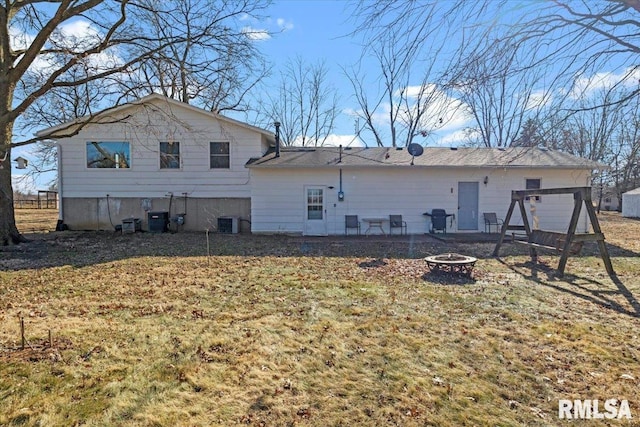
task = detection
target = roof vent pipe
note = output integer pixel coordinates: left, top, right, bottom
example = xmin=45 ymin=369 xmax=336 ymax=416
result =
xmin=274 ymin=121 xmax=281 ymax=158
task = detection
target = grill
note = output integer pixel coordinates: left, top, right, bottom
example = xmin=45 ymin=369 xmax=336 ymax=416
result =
xmin=423 ymin=209 xmax=455 ymax=234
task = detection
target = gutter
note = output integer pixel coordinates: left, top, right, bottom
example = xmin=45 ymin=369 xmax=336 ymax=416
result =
xmin=245 ymin=163 xmax=600 ymax=170
xmin=56 ymin=143 xmax=64 ymax=226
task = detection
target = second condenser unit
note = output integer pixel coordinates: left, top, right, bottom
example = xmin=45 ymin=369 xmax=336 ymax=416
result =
xmin=217 ymin=216 xmax=239 ymax=234
xmin=148 ymin=211 xmax=169 ymax=233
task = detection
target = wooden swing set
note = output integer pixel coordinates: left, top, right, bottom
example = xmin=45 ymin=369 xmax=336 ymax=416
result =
xmin=493 ymin=186 xmax=614 ymax=277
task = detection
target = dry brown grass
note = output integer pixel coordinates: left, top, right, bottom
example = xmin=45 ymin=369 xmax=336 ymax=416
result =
xmin=14 ymin=208 xmax=58 ymax=234
xmin=1 ymin=209 xmax=639 ymax=426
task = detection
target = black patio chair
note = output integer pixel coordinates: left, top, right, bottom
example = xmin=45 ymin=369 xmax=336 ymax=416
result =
xmin=389 ymin=215 xmax=407 ymax=235
xmin=483 ymin=212 xmax=503 ymax=233
xmin=345 ymin=215 xmax=361 ymax=235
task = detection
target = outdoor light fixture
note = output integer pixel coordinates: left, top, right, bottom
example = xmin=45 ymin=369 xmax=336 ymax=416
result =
xmin=484 ymin=176 xmax=489 ymax=185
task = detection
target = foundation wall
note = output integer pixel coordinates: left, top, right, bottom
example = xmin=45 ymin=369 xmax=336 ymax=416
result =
xmin=61 ymin=197 xmax=251 ymax=233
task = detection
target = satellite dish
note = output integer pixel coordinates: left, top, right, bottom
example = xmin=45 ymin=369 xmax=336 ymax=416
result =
xmin=407 ymin=143 xmax=424 ymax=157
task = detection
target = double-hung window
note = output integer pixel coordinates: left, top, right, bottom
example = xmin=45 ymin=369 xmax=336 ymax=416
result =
xmin=160 ymin=142 xmax=180 ymax=169
xmin=525 ymin=178 xmax=541 ymax=202
xmin=210 ymin=142 xmax=230 ymax=169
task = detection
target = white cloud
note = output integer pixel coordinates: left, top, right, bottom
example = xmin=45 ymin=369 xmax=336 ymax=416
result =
xmin=276 ymin=18 xmax=294 ymax=31
xmin=12 ymin=19 xmax=123 ymax=75
xmin=526 ymin=89 xmax=553 ymax=110
xmin=289 ymin=133 xmax=365 ymax=147
xmin=322 ymin=134 xmax=365 ymax=147
xmin=397 ymin=84 xmax=472 ymax=133
xmin=570 ymin=67 xmax=640 ymax=99
xmin=243 ymin=26 xmax=271 ymax=41
xmin=53 ymin=20 xmax=102 ymax=51
xmin=401 ymin=83 xmax=438 ymax=99
xmin=343 ymin=85 xmax=474 ymax=146
xmin=435 ymin=128 xmax=480 ymax=146
xmin=9 ymin=26 xmax=33 ymax=51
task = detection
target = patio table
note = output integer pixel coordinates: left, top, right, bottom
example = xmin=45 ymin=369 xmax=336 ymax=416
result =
xmin=362 ymin=218 xmax=387 ymax=235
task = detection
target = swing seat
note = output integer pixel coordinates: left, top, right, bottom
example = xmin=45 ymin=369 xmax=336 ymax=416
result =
xmin=513 ymin=230 xmax=583 ymax=255
xmin=493 ymin=186 xmax=614 ymax=277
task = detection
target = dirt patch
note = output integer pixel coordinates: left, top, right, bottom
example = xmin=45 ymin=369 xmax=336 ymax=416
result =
xmin=0 ymin=336 xmax=74 ymax=363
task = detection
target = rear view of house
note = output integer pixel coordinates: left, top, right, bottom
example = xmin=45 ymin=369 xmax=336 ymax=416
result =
xmin=37 ymin=95 xmax=603 ymax=236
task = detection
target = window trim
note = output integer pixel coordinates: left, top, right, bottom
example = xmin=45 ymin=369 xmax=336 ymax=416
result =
xmin=160 ymin=141 xmax=181 ymax=170
xmin=209 ymin=141 xmax=230 ymax=169
xmin=86 ymin=141 xmax=131 ymax=169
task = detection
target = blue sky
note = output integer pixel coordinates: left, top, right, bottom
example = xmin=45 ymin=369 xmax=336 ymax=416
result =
xmin=247 ymin=0 xmax=473 ymax=147
xmin=11 ymin=0 xmax=635 ymax=192
xmin=252 ymin=0 xmax=368 ymax=142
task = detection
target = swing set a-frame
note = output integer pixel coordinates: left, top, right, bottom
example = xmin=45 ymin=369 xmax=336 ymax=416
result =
xmin=493 ymin=186 xmax=614 ymax=277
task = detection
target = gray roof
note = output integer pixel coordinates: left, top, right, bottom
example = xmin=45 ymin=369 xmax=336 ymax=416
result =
xmin=37 ymin=93 xmax=275 ymax=141
xmin=246 ymin=146 xmax=604 ymax=170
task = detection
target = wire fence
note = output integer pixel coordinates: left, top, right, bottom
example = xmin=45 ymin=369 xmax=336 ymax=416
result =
xmin=14 ymin=191 xmax=58 ymax=209
xmin=14 ymin=199 xmax=58 ymax=209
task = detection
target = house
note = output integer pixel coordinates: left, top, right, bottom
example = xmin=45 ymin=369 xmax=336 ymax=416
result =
xmin=37 ymin=94 xmax=603 ymax=235
xmin=622 ymin=187 xmax=640 ymax=218
xmin=592 ymin=185 xmax=621 ymax=212
xmin=36 ymin=94 xmax=274 ymax=232
xmin=246 ymin=146 xmax=603 ymax=235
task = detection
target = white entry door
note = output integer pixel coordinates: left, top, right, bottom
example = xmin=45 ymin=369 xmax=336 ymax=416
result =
xmin=303 ymin=186 xmax=327 ymax=236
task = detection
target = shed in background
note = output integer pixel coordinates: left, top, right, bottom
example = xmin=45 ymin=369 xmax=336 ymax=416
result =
xmin=622 ymin=187 xmax=640 ymax=218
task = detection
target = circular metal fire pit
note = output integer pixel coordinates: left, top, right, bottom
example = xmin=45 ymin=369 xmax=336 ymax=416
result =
xmin=424 ymin=253 xmax=477 ymax=277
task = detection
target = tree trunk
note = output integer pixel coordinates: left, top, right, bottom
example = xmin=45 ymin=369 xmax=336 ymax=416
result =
xmin=0 ymin=123 xmax=25 ymax=245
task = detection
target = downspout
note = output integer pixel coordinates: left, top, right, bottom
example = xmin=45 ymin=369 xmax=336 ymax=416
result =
xmin=274 ymin=121 xmax=280 ymax=158
xmin=57 ymin=143 xmax=63 ymax=224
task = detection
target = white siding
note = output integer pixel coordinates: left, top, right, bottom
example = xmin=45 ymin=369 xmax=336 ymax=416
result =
xmin=622 ymin=189 xmax=640 ymax=218
xmin=250 ymin=167 xmax=593 ymax=235
xmin=59 ymin=99 xmax=268 ymax=199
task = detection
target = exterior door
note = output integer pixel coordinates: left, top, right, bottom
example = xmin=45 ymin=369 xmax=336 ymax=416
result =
xmin=458 ymin=182 xmax=479 ymax=230
xmin=303 ymin=186 xmax=327 ymax=236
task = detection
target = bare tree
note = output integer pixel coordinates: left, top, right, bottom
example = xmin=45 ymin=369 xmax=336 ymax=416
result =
xmin=349 ymin=0 xmax=640 ymax=154
xmin=513 ymin=118 xmax=546 ymax=148
xmin=122 ymin=0 xmax=269 ymax=114
xmin=558 ymin=88 xmax=625 ymax=160
xmin=1 ymin=0 xmax=269 ymax=245
xmin=346 ymin=7 xmax=463 ymax=148
xmin=605 ymin=95 xmax=640 ymax=208
xmin=447 ymin=34 xmax=556 ymax=148
xmin=261 ymin=56 xmax=339 ymax=146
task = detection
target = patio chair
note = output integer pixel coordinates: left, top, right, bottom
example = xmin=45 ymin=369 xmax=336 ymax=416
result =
xmin=483 ymin=212 xmax=503 ymax=233
xmin=345 ymin=215 xmax=361 ymax=235
xmin=389 ymin=215 xmax=407 ymax=235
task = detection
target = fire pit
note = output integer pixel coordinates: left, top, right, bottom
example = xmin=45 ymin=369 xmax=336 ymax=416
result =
xmin=424 ymin=253 xmax=477 ymax=277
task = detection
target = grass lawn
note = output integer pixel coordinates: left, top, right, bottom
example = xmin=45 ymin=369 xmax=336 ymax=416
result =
xmin=1 ymin=209 xmax=639 ymax=426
